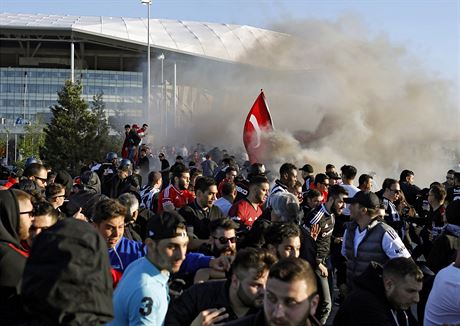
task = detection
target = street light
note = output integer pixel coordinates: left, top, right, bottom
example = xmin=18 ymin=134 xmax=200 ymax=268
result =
xmin=141 ymin=0 xmax=152 ymax=123
xmin=157 ymin=53 xmax=165 ymax=138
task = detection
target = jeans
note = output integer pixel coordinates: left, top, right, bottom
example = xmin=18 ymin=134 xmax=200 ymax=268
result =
xmin=315 ymin=264 xmax=332 ymax=324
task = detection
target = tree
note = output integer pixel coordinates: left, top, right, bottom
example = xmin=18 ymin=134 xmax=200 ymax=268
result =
xmin=19 ymin=119 xmax=45 ymax=163
xmin=90 ymin=91 xmax=118 ymax=158
xmin=42 ymin=80 xmax=100 ymax=175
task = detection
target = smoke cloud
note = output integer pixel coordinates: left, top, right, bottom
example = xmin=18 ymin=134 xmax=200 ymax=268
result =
xmin=171 ymin=15 xmax=459 ymax=188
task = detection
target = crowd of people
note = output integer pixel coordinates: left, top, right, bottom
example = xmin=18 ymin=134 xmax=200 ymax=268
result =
xmin=0 ymin=136 xmax=459 ymax=326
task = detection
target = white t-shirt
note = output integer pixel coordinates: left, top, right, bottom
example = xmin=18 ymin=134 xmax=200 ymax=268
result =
xmin=341 ymin=224 xmax=411 ymax=259
xmin=424 ymin=264 xmax=460 ymax=326
xmin=340 ymin=184 xmax=360 ymax=216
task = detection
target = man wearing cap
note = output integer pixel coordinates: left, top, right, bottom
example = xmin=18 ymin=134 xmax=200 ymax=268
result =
xmin=110 ymin=211 xmax=189 ymax=325
xmin=342 ymin=191 xmax=411 ymax=291
xmin=300 ymin=164 xmax=314 ymax=193
xmin=234 ymin=163 xmax=267 ymax=202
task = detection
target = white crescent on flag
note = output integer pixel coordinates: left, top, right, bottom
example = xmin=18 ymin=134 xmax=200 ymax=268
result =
xmin=249 ymin=114 xmax=262 ymax=148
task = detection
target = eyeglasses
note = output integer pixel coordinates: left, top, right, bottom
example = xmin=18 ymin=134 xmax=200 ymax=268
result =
xmin=212 ymin=236 xmax=237 ymax=244
xmin=389 ymin=189 xmax=401 ymax=193
xmin=446 ymin=177 xmax=454 ymax=180
xmin=34 ymin=176 xmax=48 ymax=183
xmin=20 ymin=210 xmax=34 ymax=218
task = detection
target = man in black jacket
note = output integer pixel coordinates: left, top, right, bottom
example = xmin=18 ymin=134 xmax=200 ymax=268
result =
xmin=164 ymin=248 xmax=276 ymax=325
xmin=334 ymin=257 xmax=423 ymax=326
xmin=303 ymin=184 xmax=348 ymax=324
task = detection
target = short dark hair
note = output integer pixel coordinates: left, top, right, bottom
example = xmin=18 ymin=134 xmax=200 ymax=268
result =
xmin=33 ymin=200 xmax=60 ymax=223
xmin=269 ymin=258 xmax=317 ymax=294
xmin=325 ymin=164 xmax=335 ymax=171
xmin=382 ymin=257 xmax=423 ymax=283
xmin=23 ymin=163 xmax=46 ymax=178
xmin=280 ymin=163 xmax=297 ymax=177
xmin=93 ymin=199 xmax=127 ymax=224
xmin=382 ymin=178 xmax=398 ymax=191
xmin=209 ymin=217 xmax=239 ymax=234
xmin=429 ymin=184 xmax=446 ymax=202
xmin=225 ymin=166 xmax=237 ymax=175
xmin=147 ymin=171 xmax=162 ymax=185
xmin=399 ymin=170 xmax=414 ymax=181
xmin=172 ymin=163 xmax=189 ymax=180
xmin=328 ymin=184 xmax=348 ymax=199
xmin=249 ymin=175 xmax=269 ymax=187
xmin=232 ymin=248 xmax=277 ymax=279
xmin=45 ymin=183 xmax=65 ymax=199
xmin=305 ymin=189 xmax=322 ymax=200
xmin=124 ymin=124 xmax=130 ymax=129
xmin=358 ymin=174 xmax=373 ymax=187
xmin=265 ymin=222 xmax=300 ymax=247
xmin=314 ymin=173 xmax=329 ymax=186
xmin=340 ymin=165 xmax=357 ymax=180
xmin=221 ymin=182 xmax=236 ymax=196
xmin=195 ymin=176 xmax=216 ymax=193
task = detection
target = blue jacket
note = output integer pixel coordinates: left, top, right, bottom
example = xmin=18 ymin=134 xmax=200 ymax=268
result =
xmin=109 ymin=237 xmax=212 ymax=274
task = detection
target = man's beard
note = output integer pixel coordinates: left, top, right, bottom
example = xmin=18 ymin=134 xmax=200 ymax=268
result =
xmin=213 ymin=245 xmax=236 ymax=257
xmin=237 ymin=283 xmax=263 ymax=308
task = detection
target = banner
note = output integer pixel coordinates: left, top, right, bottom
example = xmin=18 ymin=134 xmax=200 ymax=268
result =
xmin=243 ymin=90 xmax=274 ymax=163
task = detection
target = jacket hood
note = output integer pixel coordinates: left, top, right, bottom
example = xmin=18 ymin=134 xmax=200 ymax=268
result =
xmin=0 ymin=189 xmax=21 ymax=246
xmin=80 ymin=171 xmax=101 ymax=194
xmin=353 ymin=261 xmax=387 ymax=302
xmin=21 ymin=218 xmax=114 ymax=325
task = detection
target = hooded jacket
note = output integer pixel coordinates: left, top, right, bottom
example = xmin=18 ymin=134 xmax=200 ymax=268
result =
xmin=0 ymin=189 xmax=28 ymax=321
xmin=19 ymin=218 xmax=114 ymax=325
xmin=67 ymin=171 xmax=107 ymax=218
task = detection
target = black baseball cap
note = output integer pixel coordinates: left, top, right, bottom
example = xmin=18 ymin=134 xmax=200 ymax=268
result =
xmin=147 ymin=211 xmax=187 ymax=240
xmin=248 ymin=163 xmax=269 ymax=177
xmin=344 ymin=191 xmax=382 ymax=209
xmin=299 ymin=164 xmax=314 ymax=173
xmin=326 ymin=171 xmax=341 ymax=180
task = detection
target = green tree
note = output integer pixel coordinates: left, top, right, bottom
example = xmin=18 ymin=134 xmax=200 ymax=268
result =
xmin=19 ymin=119 xmax=45 ymax=162
xmin=42 ymin=80 xmax=100 ymax=175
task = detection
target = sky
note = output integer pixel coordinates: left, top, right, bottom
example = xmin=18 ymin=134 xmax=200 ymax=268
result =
xmin=1 ymin=0 xmax=459 ymax=89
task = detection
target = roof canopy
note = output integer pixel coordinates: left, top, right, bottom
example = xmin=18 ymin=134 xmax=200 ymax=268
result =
xmin=0 ymin=13 xmax=289 ymax=63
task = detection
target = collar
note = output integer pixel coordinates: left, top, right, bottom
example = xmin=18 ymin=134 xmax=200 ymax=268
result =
xmin=319 ymin=203 xmax=332 ymax=217
xmin=275 ymin=179 xmax=289 ymax=190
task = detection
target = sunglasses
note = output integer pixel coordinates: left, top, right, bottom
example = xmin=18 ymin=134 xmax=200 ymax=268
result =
xmin=212 ymin=236 xmax=237 ymax=244
xmin=34 ymin=176 xmax=48 ymax=183
xmin=20 ymin=210 xmax=34 ymax=218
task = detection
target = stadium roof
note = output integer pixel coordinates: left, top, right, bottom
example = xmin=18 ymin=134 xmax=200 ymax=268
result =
xmin=0 ymin=12 xmax=289 ymax=64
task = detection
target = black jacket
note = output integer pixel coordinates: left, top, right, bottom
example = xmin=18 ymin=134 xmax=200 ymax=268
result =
xmin=165 ymin=280 xmax=257 ymax=325
xmin=304 ymin=204 xmax=334 ymax=264
xmin=102 ymin=174 xmax=139 ymax=199
xmin=334 ymin=262 xmax=418 ymax=326
xmin=179 ymin=200 xmax=225 ymax=239
xmin=18 ymin=218 xmax=113 ymax=325
xmin=0 ymin=190 xmax=28 ymax=323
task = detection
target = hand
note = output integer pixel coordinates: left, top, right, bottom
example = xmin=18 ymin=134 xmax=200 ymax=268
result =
xmin=318 ymin=263 xmax=328 ymax=277
xmin=209 ymin=255 xmax=233 ymax=272
xmin=73 ymin=208 xmax=87 ymax=221
xmin=190 ymin=308 xmax=229 ymax=326
xmin=334 ymin=237 xmax=343 ymax=244
xmin=310 ymin=224 xmax=320 ymax=241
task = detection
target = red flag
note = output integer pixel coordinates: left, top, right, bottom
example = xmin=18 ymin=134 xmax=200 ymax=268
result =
xmin=243 ymin=90 xmax=274 ymax=163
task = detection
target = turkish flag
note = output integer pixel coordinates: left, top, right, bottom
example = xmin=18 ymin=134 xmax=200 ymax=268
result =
xmin=243 ymin=90 xmax=274 ymax=163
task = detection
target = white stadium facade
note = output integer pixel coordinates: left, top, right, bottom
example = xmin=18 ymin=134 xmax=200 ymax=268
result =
xmin=0 ymin=12 xmax=288 ymax=140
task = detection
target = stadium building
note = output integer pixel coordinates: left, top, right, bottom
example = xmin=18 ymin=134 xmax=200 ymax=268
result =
xmin=0 ymin=13 xmax=287 ymax=142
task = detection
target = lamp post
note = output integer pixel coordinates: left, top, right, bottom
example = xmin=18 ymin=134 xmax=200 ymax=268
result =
xmin=157 ymin=53 xmax=165 ymax=138
xmin=141 ymin=0 xmax=151 ymax=122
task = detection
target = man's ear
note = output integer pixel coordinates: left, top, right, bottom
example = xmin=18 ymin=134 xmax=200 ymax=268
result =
xmin=383 ymin=276 xmax=394 ymax=293
xmin=145 ymin=238 xmax=156 ymax=250
xmin=310 ymin=294 xmax=320 ymax=316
